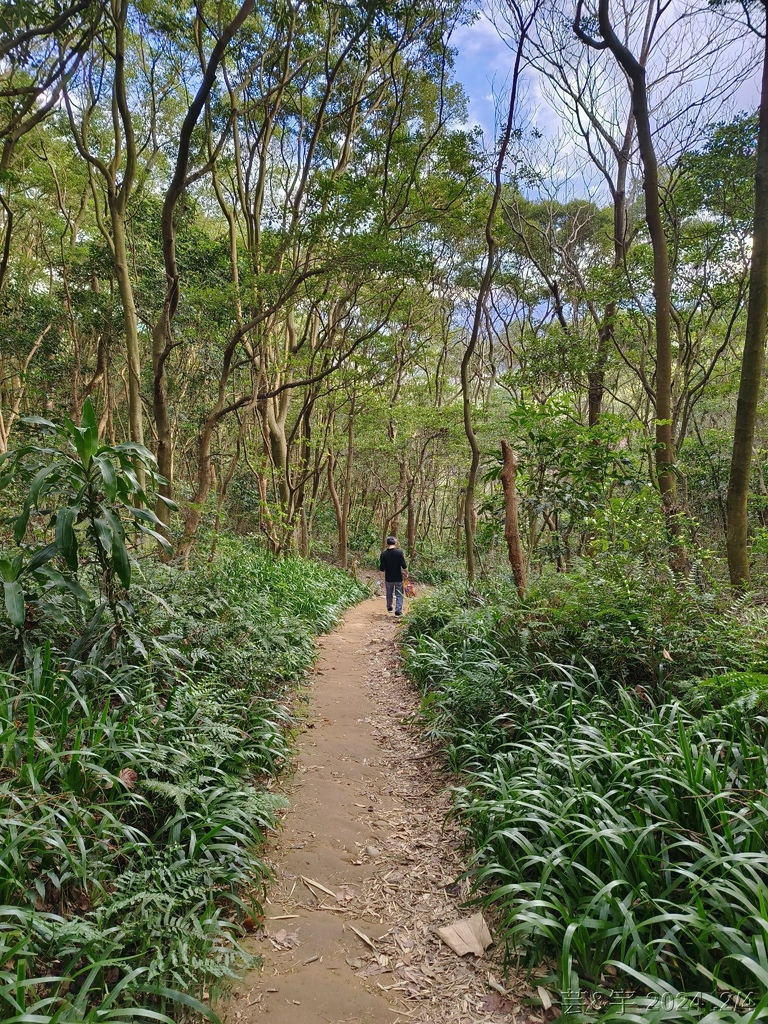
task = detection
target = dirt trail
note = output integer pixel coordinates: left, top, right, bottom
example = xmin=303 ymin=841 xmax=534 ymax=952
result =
xmin=221 ymin=592 xmax=536 ymax=1024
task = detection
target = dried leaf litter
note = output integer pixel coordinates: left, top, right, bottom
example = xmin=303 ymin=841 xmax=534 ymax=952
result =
xmin=293 ymin=608 xmax=551 ymax=1022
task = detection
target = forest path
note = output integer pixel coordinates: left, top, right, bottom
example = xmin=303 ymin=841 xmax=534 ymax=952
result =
xmin=219 ymin=591 xmax=537 ymax=1024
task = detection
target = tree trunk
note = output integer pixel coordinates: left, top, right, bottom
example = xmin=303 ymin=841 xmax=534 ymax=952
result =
xmin=461 ymin=344 xmax=482 ymax=582
xmin=500 ymin=440 xmax=526 ymax=596
xmin=407 ymin=491 xmax=417 ymax=560
xmin=327 ymin=452 xmax=347 ymax=568
xmin=177 ymin=414 xmax=218 ymax=565
xmin=577 ymin=0 xmax=675 ymax=509
xmin=151 ymin=314 xmax=173 ymax=529
xmin=726 ymin=20 xmax=768 ymax=589
xmin=455 ymin=488 xmax=464 ymax=557
xmin=461 ymin=0 xmax=537 ymax=582
xmin=591 ymin=115 xmax=633 ymax=428
xmin=112 ymin=211 xmax=144 ymax=461
xmin=341 ymin=399 xmax=355 ymax=563
xmin=151 ymin=0 xmax=255 ymax=531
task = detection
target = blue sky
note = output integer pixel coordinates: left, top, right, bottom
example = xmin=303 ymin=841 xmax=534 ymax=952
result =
xmin=448 ymin=9 xmax=762 ymax=153
xmin=450 ymin=13 xmax=512 ymax=141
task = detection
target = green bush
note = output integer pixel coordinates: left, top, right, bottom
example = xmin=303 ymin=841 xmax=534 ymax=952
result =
xmin=683 ymin=671 xmax=768 ymax=715
xmin=454 ymin=676 xmax=768 ymax=1021
xmin=401 ymin=562 xmax=768 ymax=1022
xmin=406 ymin=551 xmax=465 ymax=586
xmin=405 ymin=558 xmax=768 ymax=699
xmin=0 ymin=530 xmax=366 ymax=1020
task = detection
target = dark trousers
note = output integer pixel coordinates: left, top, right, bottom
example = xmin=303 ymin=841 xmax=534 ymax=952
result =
xmin=385 ymin=581 xmax=403 ymax=614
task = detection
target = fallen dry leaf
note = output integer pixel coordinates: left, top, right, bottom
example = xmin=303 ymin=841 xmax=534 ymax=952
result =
xmin=356 ymin=961 xmax=391 ymax=979
xmin=537 ymin=985 xmax=553 ymax=1010
xmin=436 ymin=913 xmax=493 ymax=957
xmin=335 ymin=885 xmax=356 ymax=903
xmin=479 ymin=992 xmax=516 ymax=1015
xmin=269 ymin=929 xmax=300 ymax=950
xmin=118 ymin=767 xmax=138 ymax=789
xmin=348 ymin=924 xmax=376 ymax=950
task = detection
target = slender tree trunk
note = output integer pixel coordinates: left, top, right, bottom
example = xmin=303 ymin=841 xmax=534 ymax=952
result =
xmin=500 ymin=440 xmax=526 ymax=596
xmin=178 ymin=414 xmax=218 ymax=565
xmin=267 ymin=391 xmax=291 ymax=514
xmin=591 ymin=116 xmax=633 ymax=428
xmin=576 ymin=0 xmax=675 ymax=508
xmin=407 ymin=491 xmax=417 ymax=560
xmin=209 ymin=437 xmax=241 ymax=562
xmin=112 ymin=212 xmax=144 ymax=457
xmin=341 ymin=401 xmax=355 ymax=561
xmin=151 ymin=314 xmax=173 ymax=526
xmin=461 ymin=345 xmax=482 ymax=582
xmin=151 ymin=0 xmax=255 ymax=531
xmin=327 ymin=452 xmax=347 ymax=568
xmin=726 ymin=18 xmax=768 ymax=589
xmin=462 ymin=0 xmax=538 ymax=582
xmin=455 ymin=488 xmax=464 ymax=557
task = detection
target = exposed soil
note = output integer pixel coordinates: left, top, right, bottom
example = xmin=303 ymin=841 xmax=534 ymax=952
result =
xmin=220 ymin=592 xmax=546 ymax=1024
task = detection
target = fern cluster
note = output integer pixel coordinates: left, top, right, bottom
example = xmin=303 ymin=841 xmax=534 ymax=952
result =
xmin=0 ymin=541 xmax=366 ymax=1022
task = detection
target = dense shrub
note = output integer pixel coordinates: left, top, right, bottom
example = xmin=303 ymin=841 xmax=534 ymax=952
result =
xmin=405 ymin=559 xmax=768 ymax=705
xmin=402 ymin=560 xmax=768 ymax=1022
xmin=0 ymin=540 xmax=366 ymax=1022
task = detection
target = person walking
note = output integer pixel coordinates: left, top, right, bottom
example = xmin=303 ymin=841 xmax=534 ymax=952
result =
xmin=379 ymin=535 xmax=407 ymax=616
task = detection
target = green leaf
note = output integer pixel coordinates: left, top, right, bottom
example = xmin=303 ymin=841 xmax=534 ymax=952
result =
xmin=122 ymin=465 xmax=141 ymax=492
xmin=95 ymin=455 xmax=118 ymax=501
xmin=128 ymin=506 xmax=165 ymax=526
xmin=138 ymin=526 xmax=173 ymax=554
xmin=93 ymin=517 xmax=113 ymax=557
xmin=25 ymin=543 xmax=59 ymax=574
xmin=20 ymin=415 xmax=55 ymax=429
xmin=111 ymin=536 xmax=131 ymax=589
xmin=28 ymin=463 xmax=56 ymax=506
xmin=37 ymin=566 xmax=91 ymax=606
xmin=55 ymin=507 xmax=78 ymax=571
xmin=81 ymin=397 xmax=97 ymax=430
xmin=138 ymin=987 xmax=221 ymax=1023
xmin=70 ymin=424 xmax=88 ymax=466
xmin=0 ymin=557 xmax=17 ymax=583
xmin=13 ymin=506 xmax=30 ymax=545
xmin=70 ymin=425 xmax=97 ymax=470
xmin=114 ymin=441 xmax=158 ymax=464
xmin=104 ymin=511 xmax=131 ymax=588
xmin=3 ymin=581 xmax=24 ymax=627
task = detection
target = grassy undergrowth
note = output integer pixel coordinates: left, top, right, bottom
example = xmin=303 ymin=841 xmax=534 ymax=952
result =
xmin=0 ymin=539 xmax=366 ymax=1022
xmin=402 ymin=561 xmax=768 ymax=1022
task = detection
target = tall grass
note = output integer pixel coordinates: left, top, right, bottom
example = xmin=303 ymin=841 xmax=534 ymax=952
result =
xmin=0 ymin=541 xmax=366 ymax=1022
xmin=402 ymin=566 xmax=768 ymax=1022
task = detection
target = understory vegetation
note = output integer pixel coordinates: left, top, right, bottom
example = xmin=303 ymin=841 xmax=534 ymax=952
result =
xmin=403 ymin=563 xmax=768 ymax=1022
xmin=5 ymin=1 xmax=768 ymax=1021
xmin=0 ymin=417 xmax=366 ymax=1022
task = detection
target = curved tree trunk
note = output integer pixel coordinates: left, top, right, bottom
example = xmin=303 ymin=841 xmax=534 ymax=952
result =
xmin=462 ymin=0 xmax=539 ymax=582
xmin=726 ymin=18 xmax=768 ymax=589
xmin=327 ymin=452 xmax=347 ymax=568
xmin=151 ymin=0 xmax=255 ymax=533
xmin=575 ymin=0 xmax=675 ymax=514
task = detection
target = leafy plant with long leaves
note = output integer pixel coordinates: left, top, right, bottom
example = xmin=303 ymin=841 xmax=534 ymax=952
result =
xmin=402 ymin=571 xmax=768 ymax=1022
xmin=0 ymin=399 xmax=173 ymax=658
xmin=0 ymin=403 xmax=368 ymax=1021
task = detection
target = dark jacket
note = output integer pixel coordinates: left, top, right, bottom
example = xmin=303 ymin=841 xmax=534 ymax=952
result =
xmin=379 ymin=546 xmax=407 ymax=582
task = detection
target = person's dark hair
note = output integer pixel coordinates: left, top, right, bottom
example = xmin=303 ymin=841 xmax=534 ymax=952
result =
xmin=386 ymin=535 xmax=397 ymax=546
